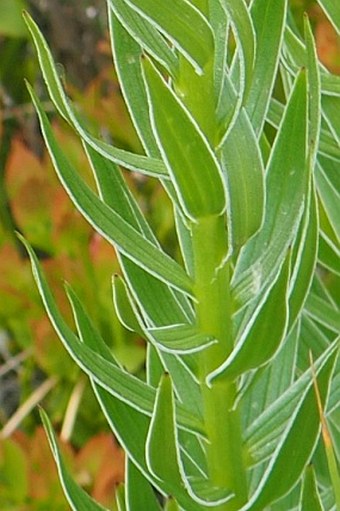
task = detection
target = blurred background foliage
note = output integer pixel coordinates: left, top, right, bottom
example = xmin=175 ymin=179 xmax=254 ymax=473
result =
xmin=0 ymin=0 xmax=339 ymax=509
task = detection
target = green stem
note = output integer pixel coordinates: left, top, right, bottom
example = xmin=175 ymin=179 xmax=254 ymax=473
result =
xmin=175 ymin=1 xmax=247 ymax=504
xmin=191 ymin=217 xmax=247 ymax=510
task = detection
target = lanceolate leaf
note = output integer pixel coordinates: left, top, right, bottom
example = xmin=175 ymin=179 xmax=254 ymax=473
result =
xmin=113 ymin=274 xmax=216 ymax=355
xmin=21 ymin=236 xmax=204 ymax=437
xmin=116 ymin=0 xmax=214 ymax=74
xmin=244 ymin=339 xmax=339 ymax=467
xmin=146 ymin=374 xmax=183 ymax=486
xmin=126 ymin=460 xmax=162 ymax=511
xmin=108 ymin=0 xmax=179 ymax=78
xmin=28 ymin=85 xmax=193 ymax=297
xmin=300 ymin=466 xmax=324 ymax=511
xmin=218 ymin=0 xmax=255 ymax=102
xmin=142 ymin=59 xmax=226 ymax=220
xmin=40 ymin=409 xmax=109 ymax=511
xmin=109 ymin=10 xmax=160 ymax=157
xmin=209 ymin=252 xmax=290 ymax=383
xmin=315 ymin=161 xmax=340 ymax=243
xmin=93 ymin=386 xmax=203 ymax=511
xmin=288 ymin=180 xmax=318 ymax=329
xmin=242 ymin=343 xmax=338 ymax=510
xmin=23 ymin=11 xmax=167 ymax=178
xmin=232 ymin=70 xmax=308 ymax=308
xmin=247 ymin=0 xmax=287 ymax=135
xmin=220 ymin=107 xmax=265 ymax=250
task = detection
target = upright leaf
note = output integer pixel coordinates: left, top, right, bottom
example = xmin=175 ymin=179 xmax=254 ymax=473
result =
xmin=108 ymin=0 xmax=179 ymax=78
xmin=142 ymin=59 xmax=226 ymax=220
xmin=247 ymin=0 xmax=287 ymax=135
xmin=209 ymin=253 xmax=290 ymax=383
xmin=300 ymin=466 xmax=324 ymax=511
xmin=28 ymin=84 xmax=193 ymax=297
xmin=242 ymin=342 xmax=338 ymax=510
xmin=126 ymin=460 xmax=162 ymax=511
xmin=218 ymin=0 xmax=255 ymax=102
xmin=232 ymin=70 xmax=308 ymax=308
xmin=40 ymin=410 xmax=109 ymax=511
xmin=220 ymin=107 xmax=265 ymax=250
xmin=113 ymin=0 xmax=214 ymax=73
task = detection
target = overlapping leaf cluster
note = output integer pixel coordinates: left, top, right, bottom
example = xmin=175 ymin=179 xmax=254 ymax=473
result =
xmin=23 ymin=1 xmax=339 ymax=510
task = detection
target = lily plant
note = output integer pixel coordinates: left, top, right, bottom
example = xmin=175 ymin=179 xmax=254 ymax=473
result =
xmin=21 ymin=0 xmax=339 ymax=510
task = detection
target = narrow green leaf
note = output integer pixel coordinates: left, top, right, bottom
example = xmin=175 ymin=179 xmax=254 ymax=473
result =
xmin=305 ymin=293 xmax=340 ymax=334
xmin=316 ymin=162 xmax=340 ymax=243
xmin=146 ymin=376 xmax=232 ymax=507
xmin=40 ymin=409 xmax=109 ymax=511
xmin=288 ymin=180 xmax=318 ymax=329
xmin=244 ymin=339 xmax=339 ymax=470
xmin=114 ymin=0 xmax=214 ymax=73
xmin=108 ymin=0 xmax=179 ymax=77
xmin=146 ymin=374 xmax=183 ymax=486
xmin=305 ymin=14 xmax=322 ymax=163
xmin=247 ymin=0 xmax=287 ymax=135
xmin=142 ymin=59 xmax=226 ymax=220
xmin=209 ymin=253 xmax=290 ymax=383
xmin=149 ymin=325 xmax=217 ymax=355
xmin=24 ymin=11 xmax=167 ymax=178
xmin=28 ymin=84 xmax=193 ymax=296
xmin=109 ymin=10 xmax=160 ymax=157
xmin=209 ymin=0 xmax=228 ymax=103
xmin=218 ymin=0 xmax=255 ymax=102
xmin=267 ymin=98 xmax=340 ymax=162
xmin=241 ymin=323 xmax=299 ymax=434
xmin=317 ymin=0 xmax=340 ymax=34
xmin=221 ymin=107 xmax=265 ymax=249
xmin=300 ymin=466 xmax=324 ymax=511
xmin=113 ymin=274 xmax=215 ymax=355
xmin=242 ymin=343 xmax=338 ymax=510
xmin=93 ymin=386 xmax=202 ymax=511
xmin=232 ymin=70 xmax=308 ymax=308
xmin=20 ymin=236 xmax=204 ymax=437
xmin=126 ymin=460 xmax=162 ymax=511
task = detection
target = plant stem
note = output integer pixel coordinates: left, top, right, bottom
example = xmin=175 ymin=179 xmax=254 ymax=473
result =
xmin=191 ymin=217 xmax=247 ymax=509
xmin=175 ymin=2 xmax=248 ymax=503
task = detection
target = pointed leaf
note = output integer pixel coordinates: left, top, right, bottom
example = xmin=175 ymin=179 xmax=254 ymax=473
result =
xmin=114 ymin=0 xmax=214 ymax=74
xmin=218 ymin=0 xmax=255 ymax=102
xmin=244 ymin=339 xmax=339 ymax=468
xmin=209 ymin=252 xmax=290 ymax=383
xmin=246 ymin=0 xmax=287 ymax=135
xmin=109 ymin=11 xmax=160 ymax=157
xmin=23 ymin=11 xmax=167 ymax=178
xmin=146 ymin=374 xmax=183 ymax=486
xmin=126 ymin=460 xmax=162 ymax=511
xmin=242 ymin=343 xmax=338 ymax=510
xmin=232 ymin=70 xmax=308 ymax=308
xmin=28 ymin=85 xmax=193 ymax=296
xmin=221 ymin=107 xmax=265 ymax=249
xmin=300 ymin=466 xmax=324 ymax=511
xmin=20 ymin=236 xmax=204 ymax=436
xmin=149 ymin=324 xmax=217 ymax=355
xmin=40 ymin=409 xmax=109 ymax=511
xmin=143 ymin=59 xmax=226 ymax=220
xmin=108 ymin=0 xmax=179 ymax=77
